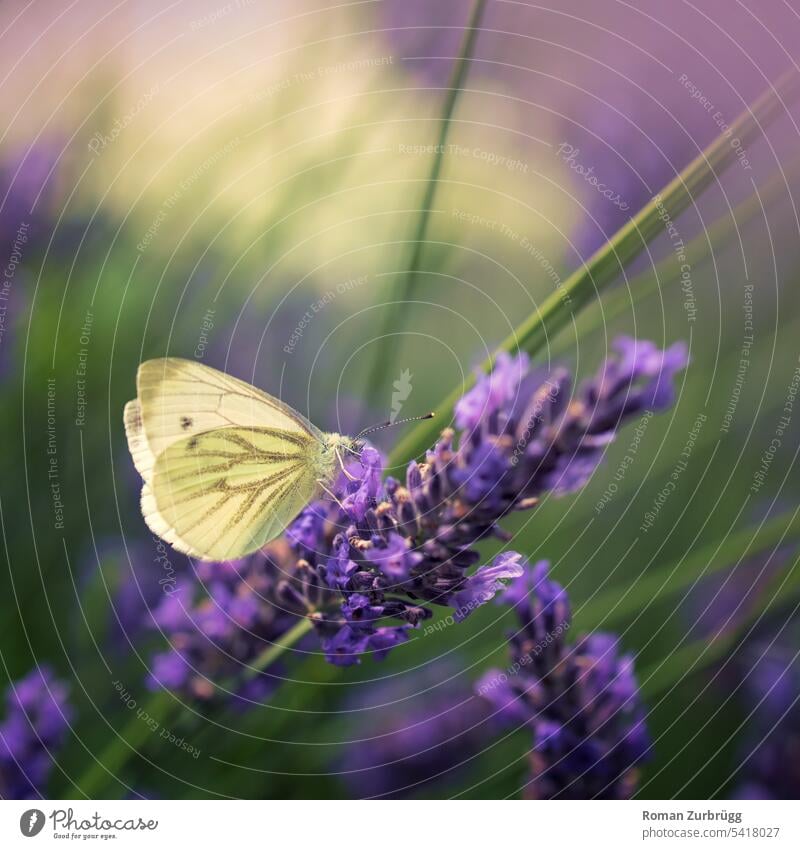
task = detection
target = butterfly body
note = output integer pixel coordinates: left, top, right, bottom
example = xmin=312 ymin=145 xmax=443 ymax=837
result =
xmin=124 ymin=358 xmax=355 ymax=561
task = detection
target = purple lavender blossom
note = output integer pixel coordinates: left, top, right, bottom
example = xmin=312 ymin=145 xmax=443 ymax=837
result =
xmin=148 ymin=336 xmax=686 ymax=693
xmin=452 ymin=552 xmax=524 ymax=620
xmin=0 ymin=666 xmax=72 ymax=799
xmin=146 ymin=542 xmax=324 ymax=702
xmin=558 ymin=38 xmax=797 ymax=262
xmin=477 ymin=561 xmax=650 ymax=799
xmin=0 ymin=139 xmax=60 ymax=245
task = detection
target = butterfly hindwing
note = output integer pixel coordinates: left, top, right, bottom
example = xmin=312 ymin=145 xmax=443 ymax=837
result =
xmin=142 ymin=426 xmax=320 ymax=561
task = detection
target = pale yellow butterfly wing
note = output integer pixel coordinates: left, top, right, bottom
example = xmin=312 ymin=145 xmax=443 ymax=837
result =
xmin=143 ymin=426 xmax=320 ymax=561
xmin=124 ymin=358 xmax=331 ymax=561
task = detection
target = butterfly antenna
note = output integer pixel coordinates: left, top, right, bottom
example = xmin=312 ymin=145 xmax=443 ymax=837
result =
xmin=356 ymin=412 xmax=434 ymax=440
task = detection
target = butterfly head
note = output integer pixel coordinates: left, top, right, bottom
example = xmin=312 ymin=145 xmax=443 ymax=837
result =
xmin=321 ymin=413 xmax=434 ymax=477
xmin=321 ymin=432 xmax=361 ymax=460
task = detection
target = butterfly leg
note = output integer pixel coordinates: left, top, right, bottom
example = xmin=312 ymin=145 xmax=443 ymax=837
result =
xmin=316 ymin=479 xmax=346 ymax=511
xmin=335 ymin=447 xmax=359 ymax=481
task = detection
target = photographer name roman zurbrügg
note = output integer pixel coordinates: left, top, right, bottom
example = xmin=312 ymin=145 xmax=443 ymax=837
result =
xmin=47 ymin=808 xmax=159 ymax=834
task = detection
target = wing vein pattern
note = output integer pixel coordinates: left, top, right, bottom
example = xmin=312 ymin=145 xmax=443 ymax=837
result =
xmin=124 ymin=358 xmax=332 ymax=561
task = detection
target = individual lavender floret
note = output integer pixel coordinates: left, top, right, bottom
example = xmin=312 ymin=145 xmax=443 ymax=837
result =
xmin=0 ymin=666 xmax=72 ymax=799
xmin=477 ymin=561 xmax=650 ymax=799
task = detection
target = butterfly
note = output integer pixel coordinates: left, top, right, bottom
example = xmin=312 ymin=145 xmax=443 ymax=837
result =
xmin=123 ymin=358 xmax=363 ymax=562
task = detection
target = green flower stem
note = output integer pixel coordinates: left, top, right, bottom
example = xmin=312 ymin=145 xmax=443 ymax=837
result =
xmin=389 ymin=68 xmax=800 ymax=467
xmin=70 ymin=617 xmax=313 ymax=798
xmin=365 ymin=0 xmax=488 ymax=403
xmin=553 ymin=154 xmax=800 ymax=355
xmin=70 ymin=689 xmax=173 ymax=800
xmin=241 ymin=617 xmax=314 ymax=681
xmin=184 ymin=652 xmax=340 ymax=771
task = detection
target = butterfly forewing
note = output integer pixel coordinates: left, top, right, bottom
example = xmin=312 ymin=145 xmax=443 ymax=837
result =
xmin=136 ymin=358 xmax=322 ymax=462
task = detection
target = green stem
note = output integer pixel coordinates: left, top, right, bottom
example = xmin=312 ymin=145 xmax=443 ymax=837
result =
xmin=70 ymin=617 xmax=313 ymax=798
xmin=389 ymin=67 xmax=800 ymax=466
xmin=241 ymin=617 xmax=313 ymax=681
xmin=553 ymin=152 xmax=800 ymax=356
xmin=401 ymin=0 xmax=488 ymax=297
xmin=70 ymin=689 xmax=173 ymax=800
xmin=365 ymin=0 xmax=489 ymax=403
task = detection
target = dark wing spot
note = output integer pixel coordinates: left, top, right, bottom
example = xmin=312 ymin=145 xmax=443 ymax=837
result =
xmin=180 ymin=416 xmax=193 ymax=430
xmin=187 ymin=437 xmax=199 ymax=450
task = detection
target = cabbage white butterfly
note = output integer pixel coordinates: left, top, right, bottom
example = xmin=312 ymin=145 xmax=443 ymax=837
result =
xmin=124 ymin=358 xmax=430 ymax=561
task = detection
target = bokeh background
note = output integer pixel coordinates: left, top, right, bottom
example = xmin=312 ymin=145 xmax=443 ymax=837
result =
xmin=2 ymin=0 xmax=800 ymax=799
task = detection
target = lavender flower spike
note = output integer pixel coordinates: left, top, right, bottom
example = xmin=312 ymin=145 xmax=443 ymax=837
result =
xmin=148 ymin=336 xmax=686 ymax=687
xmin=0 ymin=665 xmax=72 ymax=799
xmin=477 ymin=560 xmax=650 ymax=799
xmin=147 ymin=543 xmax=327 ymax=703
